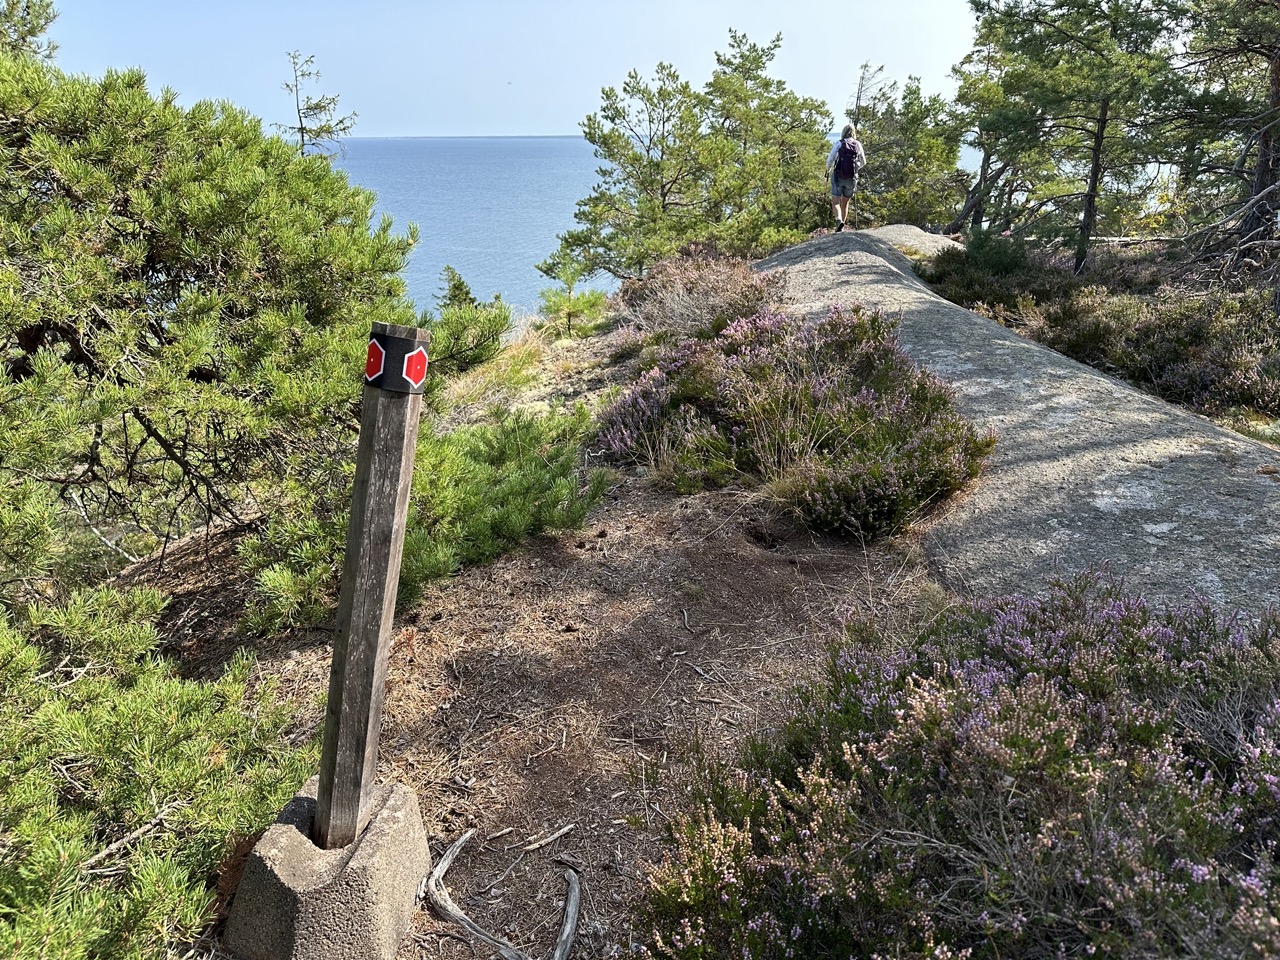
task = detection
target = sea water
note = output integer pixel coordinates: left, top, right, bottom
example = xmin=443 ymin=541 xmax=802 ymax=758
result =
xmin=335 ymin=136 xmax=613 ymax=322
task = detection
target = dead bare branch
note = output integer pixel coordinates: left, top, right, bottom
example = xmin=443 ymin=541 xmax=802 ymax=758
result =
xmin=82 ymin=800 xmax=186 ymax=872
xmin=423 ymin=830 xmax=529 ymax=960
xmin=551 ymin=869 xmax=581 ymax=960
xmin=522 ymin=823 xmax=576 ymax=852
xmin=423 ymin=828 xmax=581 ymax=960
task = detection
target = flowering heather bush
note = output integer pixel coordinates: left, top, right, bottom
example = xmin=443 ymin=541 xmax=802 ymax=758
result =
xmin=643 ymin=572 xmax=1280 ymax=959
xmin=598 ymin=305 xmax=994 ymax=537
xmin=1122 ymin=289 xmax=1280 ymax=414
xmin=1013 ymin=286 xmax=1280 ymax=415
xmin=615 ymin=253 xmax=783 ymax=340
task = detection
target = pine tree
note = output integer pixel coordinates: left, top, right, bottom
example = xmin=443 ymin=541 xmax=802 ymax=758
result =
xmin=969 ymin=0 xmax=1186 ymax=271
xmin=699 ymin=31 xmax=832 ymax=248
xmin=555 ymin=32 xmax=831 ymax=278
xmin=558 ymin=61 xmax=708 ymax=277
xmin=0 ymin=52 xmax=417 ymax=603
xmin=1184 ymin=0 xmax=1280 ymax=247
xmin=0 ymin=0 xmax=56 ymax=60
xmin=276 ymin=50 xmax=356 ymax=156
xmin=852 ymin=74 xmax=967 ymax=229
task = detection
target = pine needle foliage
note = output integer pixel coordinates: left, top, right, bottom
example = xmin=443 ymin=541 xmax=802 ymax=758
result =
xmin=0 ymin=0 xmax=55 ymax=60
xmin=0 ymin=35 xmax=607 ymax=959
xmin=535 ymin=255 xmax=610 ymax=339
xmin=0 ymin=587 xmax=312 ymax=959
xmin=0 ymin=52 xmax=420 ymax=605
xmin=241 ymin=404 xmax=609 ymax=631
xmin=555 ymin=31 xmax=832 ymax=278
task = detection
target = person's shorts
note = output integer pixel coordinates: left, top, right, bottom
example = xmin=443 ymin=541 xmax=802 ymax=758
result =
xmin=831 ymin=174 xmax=859 ymax=198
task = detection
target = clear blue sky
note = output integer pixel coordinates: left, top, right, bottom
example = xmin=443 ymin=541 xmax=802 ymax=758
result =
xmin=48 ymin=1 xmax=977 ymax=138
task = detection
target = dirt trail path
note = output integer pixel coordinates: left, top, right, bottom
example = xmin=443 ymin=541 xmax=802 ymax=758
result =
xmin=759 ymin=225 xmax=1280 ymax=615
xmin=385 ymin=482 xmax=932 ymax=958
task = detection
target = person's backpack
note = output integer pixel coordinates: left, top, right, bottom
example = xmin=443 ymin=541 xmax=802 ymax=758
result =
xmin=835 ymin=138 xmax=864 ymax=179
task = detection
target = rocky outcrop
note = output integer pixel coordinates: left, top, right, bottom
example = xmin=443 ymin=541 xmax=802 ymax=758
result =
xmin=758 ymin=226 xmax=1280 ymax=615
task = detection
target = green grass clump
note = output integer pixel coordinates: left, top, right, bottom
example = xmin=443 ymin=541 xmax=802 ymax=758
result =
xmin=598 ymin=304 xmax=993 ymax=538
xmin=642 ymin=572 xmax=1280 ymax=959
xmin=0 ymin=587 xmax=311 ymax=959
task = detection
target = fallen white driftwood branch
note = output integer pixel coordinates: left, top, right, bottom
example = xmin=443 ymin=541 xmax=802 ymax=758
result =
xmin=421 ymin=828 xmax=581 ymax=960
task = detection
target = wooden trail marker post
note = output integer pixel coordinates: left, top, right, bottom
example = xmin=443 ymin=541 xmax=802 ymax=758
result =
xmin=315 ymin=321 xmax=430 ymax=850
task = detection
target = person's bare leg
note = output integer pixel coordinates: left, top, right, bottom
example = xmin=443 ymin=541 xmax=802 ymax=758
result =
xmin=834 ymin=195 xmax=850 ymax=228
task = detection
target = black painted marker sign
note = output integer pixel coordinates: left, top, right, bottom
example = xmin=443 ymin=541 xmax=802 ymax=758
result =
xmin=365 ymin=323 xmax=431 ymax=393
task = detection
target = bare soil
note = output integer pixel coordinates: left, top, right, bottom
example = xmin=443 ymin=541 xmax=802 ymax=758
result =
xmin=126 ymin=304 xmax=950 ymax=959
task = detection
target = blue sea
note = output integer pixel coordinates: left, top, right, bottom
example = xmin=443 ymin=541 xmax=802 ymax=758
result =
xmin=334 ymin=136 xmax=612 ymax=320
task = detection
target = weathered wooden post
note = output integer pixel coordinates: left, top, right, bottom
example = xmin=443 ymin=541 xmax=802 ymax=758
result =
xmin=257 ymin=320 xmax=584 ymax=958
xmin=315 ymin=320 xmax=431 ymax=850
xmin=224 ymin=321 xmax=433 ymax=960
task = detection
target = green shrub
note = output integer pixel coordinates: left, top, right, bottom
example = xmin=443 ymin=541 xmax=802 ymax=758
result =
xmin=534 ymin=254 xmax=611 ymax=338
xmin=435 ymin=265 xmax=479 ymax=311
xmin=1123 ymin=288 xmax=1280 ymax=413
xmin=536 ymin=285 xmax=610 ymax=338
xmin=0 ymin=587 xmax=310 ymax=959
xmin=0 ymin=54 xmax=423 ymax=605
xmin=241 ymin=404 xmax=608 ymax=630
xmin=599 ymin=305 xmax=993 ymax=538
xmin=642 ymin=572 xmax=1280 ymax=959
xmin=1024 ymin=285 xmax=1145 ymax=366
xmin=1019 ymin=285 xmax=1280 ymax=414
xmin=399 ymin=405 xmax=610 ymax=601
xmin=426 ymin=298 xmax=512 ymax=378
xmin=922 ymin=230 xmax=1076 ymax=316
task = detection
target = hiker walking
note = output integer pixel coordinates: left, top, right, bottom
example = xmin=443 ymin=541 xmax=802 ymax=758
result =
xmin=826 ymin=123 xmax=866 ymax=232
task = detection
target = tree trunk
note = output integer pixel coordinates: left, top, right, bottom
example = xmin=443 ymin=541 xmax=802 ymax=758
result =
xmin=943 ymin=153 xmax=1011 ymax=236
xmin=997 ymin=179 xmax=1016 ymax=232
xmin=1240 ymin=47 xmax=1280 ymax=243
xmin=1075 ymin=98 xmax=1110 ymax=275
xmin=942 ymin=185 xmax=984 ymax=236
xmin=944 ymin=151 xmax=990 ymax=235
xmin=964 ymin=150 xmax=994 ymax=233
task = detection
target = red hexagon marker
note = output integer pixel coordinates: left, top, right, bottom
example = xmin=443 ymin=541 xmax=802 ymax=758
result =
xmin=402 ymin=346 xmax=428 ymax=389
xmin=365 ymin=339 xmax=386 ymax=381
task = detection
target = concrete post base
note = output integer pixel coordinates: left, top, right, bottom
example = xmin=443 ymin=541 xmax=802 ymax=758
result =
xmin=222 ymin=777 xmax=431 ymax=960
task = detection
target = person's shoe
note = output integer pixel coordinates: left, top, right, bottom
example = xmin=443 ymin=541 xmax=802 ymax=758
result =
xmin=835 ymin=220 xmax=844 ymax=232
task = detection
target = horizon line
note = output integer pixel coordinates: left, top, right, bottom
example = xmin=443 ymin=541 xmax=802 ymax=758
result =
xmin=343 ymin=133 xmax=586 ymax=140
